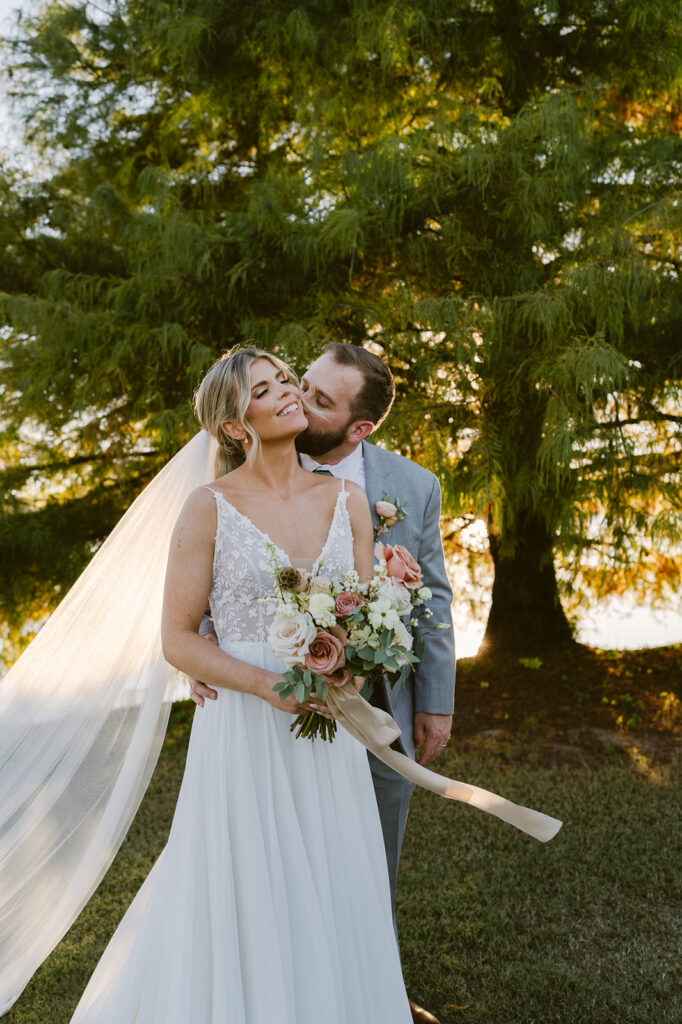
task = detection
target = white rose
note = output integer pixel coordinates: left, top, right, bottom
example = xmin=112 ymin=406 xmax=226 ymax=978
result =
xmin=417 ymin=586 xmax=433 ymax=602
xmin=267 ymin=610 xmax=317 ymax=667
xmin=392 ymin=620 xmax=414 ymax=667
xmin=375 ymin=577 xmax=412 ymax=617
xmin=393 ymin=620 xmax=413 ymax=652
xmin=309 ymin=592 xmax=337 ymax=628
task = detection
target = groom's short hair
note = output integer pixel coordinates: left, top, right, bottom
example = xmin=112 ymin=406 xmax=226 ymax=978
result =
xmin=322 ymin=342 xmax=395 ymax=427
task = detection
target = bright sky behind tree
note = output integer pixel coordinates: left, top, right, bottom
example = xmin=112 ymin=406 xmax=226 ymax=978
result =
xmin=0 ymin=0 xmax=31 ymax=158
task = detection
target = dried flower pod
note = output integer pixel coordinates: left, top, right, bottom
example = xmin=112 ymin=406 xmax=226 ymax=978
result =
xmin=276 ymin=567 xmax=306 ymax=592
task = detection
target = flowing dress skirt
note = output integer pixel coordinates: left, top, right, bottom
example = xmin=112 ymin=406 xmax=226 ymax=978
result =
xmin=70 ymin=641 xmax=411 ymax=1023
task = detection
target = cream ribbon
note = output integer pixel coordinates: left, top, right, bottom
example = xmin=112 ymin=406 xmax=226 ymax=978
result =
xmin=324 ymin=682 xmax=562 ymax=843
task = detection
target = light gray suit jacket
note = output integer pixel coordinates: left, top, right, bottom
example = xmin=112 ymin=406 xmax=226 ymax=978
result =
xmin=362 ymin=441 xmax=455 ymax=758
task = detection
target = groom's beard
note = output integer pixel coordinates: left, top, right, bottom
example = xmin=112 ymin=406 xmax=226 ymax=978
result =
xmin=295 ymin=423 xmax=350 ymax=458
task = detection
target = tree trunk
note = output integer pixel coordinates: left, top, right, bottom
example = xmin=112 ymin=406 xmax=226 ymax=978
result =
xmin=482 ymin=509 xmax=575 ymax=652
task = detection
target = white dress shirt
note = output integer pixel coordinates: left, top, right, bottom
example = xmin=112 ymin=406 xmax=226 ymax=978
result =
xmin=299 ymin=446 xmax=366 ymax=491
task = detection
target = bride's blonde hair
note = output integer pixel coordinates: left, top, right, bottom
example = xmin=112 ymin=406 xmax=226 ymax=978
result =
xmin=194 ymin=346 xmax=300 ymax=477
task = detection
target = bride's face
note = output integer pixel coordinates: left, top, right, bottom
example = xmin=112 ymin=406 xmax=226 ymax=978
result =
xmin=243 ymin=357 xmax=308 ymax=442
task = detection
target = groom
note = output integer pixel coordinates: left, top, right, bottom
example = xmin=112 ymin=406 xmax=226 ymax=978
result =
xmin=191 ymin=342 xmax=456 ymax=1024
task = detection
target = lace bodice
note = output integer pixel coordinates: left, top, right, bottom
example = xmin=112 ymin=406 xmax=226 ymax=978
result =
xmin=207 ymin=484 xmax=354 ymax=645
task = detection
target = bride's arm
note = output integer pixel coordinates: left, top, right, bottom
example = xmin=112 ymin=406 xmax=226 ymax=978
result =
xmin=346 ymin=483 xmax=374 ymax=582
xmin=161 ymin=488 xmax=303 ymax=714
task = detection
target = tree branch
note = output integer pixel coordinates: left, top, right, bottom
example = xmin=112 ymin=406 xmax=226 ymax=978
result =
xmin=2 ymin=450 xmax=160 ymax=474
xmin=589 ymin=410 xmax=682 ymax=430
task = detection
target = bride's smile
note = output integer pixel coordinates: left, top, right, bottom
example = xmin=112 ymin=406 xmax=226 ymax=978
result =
xmin=277 ymin=401 xmax=300 ymax=416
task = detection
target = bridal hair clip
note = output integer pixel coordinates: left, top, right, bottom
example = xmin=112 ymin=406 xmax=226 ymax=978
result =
xmin=374 ymin=494 xmax=407 ymax=539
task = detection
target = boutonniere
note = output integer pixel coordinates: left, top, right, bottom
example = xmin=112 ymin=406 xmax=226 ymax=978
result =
xmin=374 ymin=494 xmax=407 ymax=539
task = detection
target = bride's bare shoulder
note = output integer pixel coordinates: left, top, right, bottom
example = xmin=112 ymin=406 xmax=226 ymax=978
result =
xmin=344 ymin=479 xmax=367 ymax=500
xmin=344 ymin=482 xmax=372 ymax=538
xmin=344 ymin=480 xmax=371 ymax=512
xmin=173 ymin=486 xmax=219 ymax=536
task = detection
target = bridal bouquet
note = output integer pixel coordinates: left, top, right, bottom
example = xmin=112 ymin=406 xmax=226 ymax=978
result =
xmin=265 ymin=541 xmax=444 ymax=741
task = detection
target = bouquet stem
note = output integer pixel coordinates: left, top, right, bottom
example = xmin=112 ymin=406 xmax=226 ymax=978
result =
xmin=290 ymin=711 xmax=337 ymax=742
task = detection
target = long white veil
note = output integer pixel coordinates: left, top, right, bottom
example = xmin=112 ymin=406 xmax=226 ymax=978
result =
xmin=0 ymin=429 xmax=217 ymax=1013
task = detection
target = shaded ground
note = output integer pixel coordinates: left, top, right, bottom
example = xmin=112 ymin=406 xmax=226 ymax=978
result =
xmin=450 ymin=643 xmax=682 ymax=766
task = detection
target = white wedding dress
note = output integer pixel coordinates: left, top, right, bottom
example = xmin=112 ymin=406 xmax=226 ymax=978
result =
xmin=70 ymin=482 xmax=412 ymax=1023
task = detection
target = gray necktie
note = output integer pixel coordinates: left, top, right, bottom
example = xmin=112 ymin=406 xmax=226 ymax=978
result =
xmin=312 ymin=467 xmax=334 ymax=476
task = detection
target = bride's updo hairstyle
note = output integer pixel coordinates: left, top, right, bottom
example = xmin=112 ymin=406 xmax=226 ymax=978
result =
xmin=194 ymin=346 xmax=300 ymax=477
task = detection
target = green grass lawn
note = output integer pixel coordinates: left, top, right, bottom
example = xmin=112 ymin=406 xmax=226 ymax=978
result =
xmin=398 ymin=744 xmax=681 ymax=1023
xmin=5 ymin=678 xmax=681 ymax=1024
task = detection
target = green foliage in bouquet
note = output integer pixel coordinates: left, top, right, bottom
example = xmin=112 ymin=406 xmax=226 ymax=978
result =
xmin=272 ymin=623 xmax=420 ymax=741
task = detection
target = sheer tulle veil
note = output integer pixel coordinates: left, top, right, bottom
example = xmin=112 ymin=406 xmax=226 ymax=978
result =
xmin=0 ymin=429 xmax=218 ymax=1013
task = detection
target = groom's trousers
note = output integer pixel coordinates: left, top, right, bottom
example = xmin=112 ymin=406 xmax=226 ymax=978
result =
xmin=367 ymin=753 xmax=415 ymax=945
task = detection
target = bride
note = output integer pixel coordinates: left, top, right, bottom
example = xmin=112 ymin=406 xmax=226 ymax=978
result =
xmin=65 ymin=347 xmax=413 ymax=1022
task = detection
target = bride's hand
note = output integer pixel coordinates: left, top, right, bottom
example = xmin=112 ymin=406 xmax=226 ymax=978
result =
xmin=257 ymin=671 xmax=333 ymax=718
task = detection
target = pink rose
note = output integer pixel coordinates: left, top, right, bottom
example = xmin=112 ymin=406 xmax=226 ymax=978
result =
xmin=375 ymin=500 xmax=399 ymax=527
xmin=323 ymin=665 xmax=352 ymax=688
xmin=374 ymin=542 xmax=424 ymax=590
xmin=304 ymin=628 xmax=346 ymax=674
xmin=334 ymin=592 xmax=366 ymax=619
xmin=309 ymin=576 xmax=333 ymax=596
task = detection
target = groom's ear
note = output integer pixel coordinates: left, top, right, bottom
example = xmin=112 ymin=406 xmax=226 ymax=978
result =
xmin=346 ymin=420 xmax=375 ymax=445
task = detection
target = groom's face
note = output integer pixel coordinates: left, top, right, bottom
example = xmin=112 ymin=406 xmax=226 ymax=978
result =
xmin=295 ymin=352 xmax=365 ymax=457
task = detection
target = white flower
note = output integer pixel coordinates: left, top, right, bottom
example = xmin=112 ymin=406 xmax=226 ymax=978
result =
xmin=368 ymin=598 xmax=402 ymax=632
xmin=309 ymin=592 xmax=337 ymax=628
xmin=392 ymin=620 xmax=414 ymax=666
xmin=393 ymin=620 xmax=413 ymax=652
xmin=374 ymin=577 xmax=412 ymax=617
xmin=267 ymin=610 xmax=317 ymax=667
xmin=417 ymin=586 xmax=433 ymax=602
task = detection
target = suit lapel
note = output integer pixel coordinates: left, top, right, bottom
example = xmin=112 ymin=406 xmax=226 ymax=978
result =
xmin=362 ymin=441 xmax=395 ymax=530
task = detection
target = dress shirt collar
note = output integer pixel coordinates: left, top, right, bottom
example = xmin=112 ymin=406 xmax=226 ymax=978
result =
xmin=299 ymin=445 xmax=365 ymax=489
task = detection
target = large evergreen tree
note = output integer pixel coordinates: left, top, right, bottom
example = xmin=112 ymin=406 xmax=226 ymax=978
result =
xmin=1 ymin=0 xmax=680 ymax=653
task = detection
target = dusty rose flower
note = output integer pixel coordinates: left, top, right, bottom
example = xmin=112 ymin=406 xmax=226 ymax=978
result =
xmin=334 ymin=591 xmax=365 ymax=619
xmin=305 ymin=628 xmax=346 ymax=674
xmin=309 ymin=576 xmax=333 ymax=596
xmin=374 ymin=542 xmax=424 ymax=590
xmin=323 ymin=665 xmax=352 ymax=688
xmin=375 ymin=500 xmax=399 ymax=527
xmin=329 ymin=624 xmax=349 ymax=643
